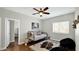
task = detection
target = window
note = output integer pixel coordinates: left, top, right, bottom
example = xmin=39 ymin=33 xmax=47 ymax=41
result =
xmin=52 ymin=21 xmax=69 ymax=34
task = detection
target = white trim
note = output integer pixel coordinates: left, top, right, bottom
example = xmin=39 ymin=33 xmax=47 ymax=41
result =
xmin=10 ymin=39 xmax=15 ymax=43
xmin=5 ymin=17 xmax=20 ymax=47
xmin=18 ymin=41 xmax=25 ymax=45
xmin=5 ymin=19 xmax=10 ymax=48
xmin=5 ymin=17 xmax=17 ymax=21
xmin=0 ymin=46 xmax=7 ymax=50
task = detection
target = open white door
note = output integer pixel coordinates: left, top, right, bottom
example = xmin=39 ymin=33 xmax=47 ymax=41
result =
xmin=5 ymin=19 xmax=10 ymax=47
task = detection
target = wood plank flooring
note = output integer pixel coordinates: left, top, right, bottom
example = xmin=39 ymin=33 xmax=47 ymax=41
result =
xmin=3 ymin=37 xmax=33 ymax=51
xmin=4 ymin=42 xmax=33 ymax=51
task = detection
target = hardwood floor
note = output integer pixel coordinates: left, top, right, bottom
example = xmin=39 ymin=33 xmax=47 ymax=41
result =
xmin=3 ymin=37 xmax=46 ymax=51
xmin=3 ymin=37 xmax=33 ymax=51
xmin=4 ymin=42 xmax=33 ymax=51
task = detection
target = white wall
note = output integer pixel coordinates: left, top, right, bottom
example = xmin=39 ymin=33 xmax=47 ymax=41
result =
xmin=75 ymin=23 xmax=79 ymax=51
xmin=0 ymin=8 xmax=41 ymax=50
xmin=0 ymin=18 xmax=1 ymax=49
xmin=10 ymin=20 xmax=15 ymax=42
xmin=41 ymin=13 xmax=75 ymax=41
xmin=14 ymin=20 xmax=19 ymax=34
xmin=1 ymin=18 xmax=5 ymax=50
xmin=75 ymin=8 xmax=79 ymax=19
xmin=74 ymin=8 xmax=79 ymax=51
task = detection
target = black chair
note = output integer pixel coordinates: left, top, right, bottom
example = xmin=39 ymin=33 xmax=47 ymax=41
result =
xmin=50 ymin=47 xmax=68 ymax=51
xmin=60 ymin=38 xmax=76 ymax=51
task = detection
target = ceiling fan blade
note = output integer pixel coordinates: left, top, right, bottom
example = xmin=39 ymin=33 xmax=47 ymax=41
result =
xmin=33 ymin=8 xmax=39 ymax=12
xmin=43 ymin=12 xmax=50 ymax=14
xmin=32 ymin=13 xmax=39 ymax=15
xmin=43 ymin=7 xmax=48 ymax=11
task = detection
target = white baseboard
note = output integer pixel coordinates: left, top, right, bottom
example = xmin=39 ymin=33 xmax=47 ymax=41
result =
xmin=0 ymin=46 xmax=7 ymax=50
xmin=0 ymin=42 xmax=25 ymax=50
xmin=0 ymin=40 xmax=14 ymax=50
xmin=0 ymin=40 xmax=25 ymax=50
xmin=10 ymin=40 xmax=15 ymax=43
xmin=18 ymin=41 xmax=25 ymax=45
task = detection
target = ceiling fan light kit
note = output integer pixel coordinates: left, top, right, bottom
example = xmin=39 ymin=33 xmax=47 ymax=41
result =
xmin=39 ymin=12 xmax=43 ymax=17
xmin=32 ymin=7 xmax=50 ymax=17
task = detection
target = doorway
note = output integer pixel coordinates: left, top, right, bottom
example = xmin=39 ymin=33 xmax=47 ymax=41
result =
xmin=14 ymin=20 xmax=20 ymax=44
xmin=5 ymin=18 xmax=20 ymax=48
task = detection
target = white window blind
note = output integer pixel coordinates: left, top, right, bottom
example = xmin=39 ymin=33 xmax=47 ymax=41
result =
xmin=52 ymin=21 xmax=69 ymax=34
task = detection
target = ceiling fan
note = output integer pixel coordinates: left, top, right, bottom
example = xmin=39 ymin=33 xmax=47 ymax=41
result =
xmin=32 ymin=7 xmax=50 ymax=17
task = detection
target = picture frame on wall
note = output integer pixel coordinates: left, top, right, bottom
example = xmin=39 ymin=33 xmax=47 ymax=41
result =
xmin=32 ymin=22 xmax=39 ymax=29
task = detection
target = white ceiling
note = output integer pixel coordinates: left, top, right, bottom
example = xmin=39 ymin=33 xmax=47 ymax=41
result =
xmin=3 ymin=7 xmax=76 ymax=19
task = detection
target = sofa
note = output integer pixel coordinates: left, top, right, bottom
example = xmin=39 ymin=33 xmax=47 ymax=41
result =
xmin=27 ymin=31 xmax=48 ymax=41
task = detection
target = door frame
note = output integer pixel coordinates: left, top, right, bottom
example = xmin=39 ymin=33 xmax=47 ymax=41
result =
xmin=5 ymin=18 xmax=20 ymax=46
